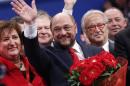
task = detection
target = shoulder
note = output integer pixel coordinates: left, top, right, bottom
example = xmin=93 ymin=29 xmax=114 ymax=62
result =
xmin=86 ymin=45 xmax=103 ymax=57
xmin=87 ymin=44 xmax=103 ymax=52
xmin=79 ymin=43 xmax=103 ymax=57
xmin=115 ymin=28 xmax=130 ymax=43
xmin=116 ymin=27 xmax=130 ymax=37
xmin=78 ymin=40 xmax=102 ymax=52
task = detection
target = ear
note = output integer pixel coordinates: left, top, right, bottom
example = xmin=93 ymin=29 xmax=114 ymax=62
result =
xmin=123 ymin=18 xmax=128 ymax=28
xmin=74 ymin=23 xmax=78 ymax=34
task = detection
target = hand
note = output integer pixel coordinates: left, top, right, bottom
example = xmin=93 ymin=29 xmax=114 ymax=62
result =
xmin=11 ymin=0 xmax=37 ymax=24
xmin=64 ymin=0 xmax=77 ymax=10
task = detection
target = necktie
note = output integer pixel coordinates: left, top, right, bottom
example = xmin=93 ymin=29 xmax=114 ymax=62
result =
xmin=72 ymin=48 xmax=85 ymax=60
xmin=69 ymin=48 xmax=80 ymax=64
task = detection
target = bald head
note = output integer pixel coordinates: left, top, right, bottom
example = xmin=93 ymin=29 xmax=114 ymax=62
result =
xmin=104 ymin=8 xmax=127 ymax=40
xmin=51 ymin=13 xmax=76 ymax=28
xmin=50 ymin=12 xmax=77 ymax=48
xmin=104 ymin=8 xmax=125 ymax=19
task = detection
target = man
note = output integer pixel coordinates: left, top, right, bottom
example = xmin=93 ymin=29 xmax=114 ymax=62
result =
xmin=35 ymin=10 xmax=53 ymax=47
xmin=81 ymin=10 xmax=113 ymax=53
xmin=50 ymin=13 xmax=99 ymax=60
xmin=115 ymin=27 xmax=130 ymax=86
xmin=35 ymin=0 xmax=77 ymax=47
xmin=11 ymin=0 xmax=102 ymax=86
xmin=104 ymin=7 xmax=127 ymax=41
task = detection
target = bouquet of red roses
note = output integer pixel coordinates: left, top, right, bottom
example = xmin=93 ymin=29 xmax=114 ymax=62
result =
xmin=67 ymin=50 xmax=127 ymax=86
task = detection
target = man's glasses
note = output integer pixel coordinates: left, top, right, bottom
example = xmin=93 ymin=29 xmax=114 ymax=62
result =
xmin=87 ymin=23 xmax=106 ymax=33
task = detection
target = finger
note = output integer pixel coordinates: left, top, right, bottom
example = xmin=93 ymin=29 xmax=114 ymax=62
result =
xmin=32 ymin=0 xmax=37 ymax=10
xmin=10 ymin=2 xmax=21 ymax=12
xmin=12 ymin=0 xmax=23 ymax=9
xmin=12 ymin=8 xmax=22 ymax=16
xmin=19 ymin=0 xmax=28 ymax=6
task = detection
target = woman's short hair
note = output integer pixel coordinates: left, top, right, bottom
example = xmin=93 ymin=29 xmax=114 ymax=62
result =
xmin=0 ymin=20 xmax=22 ymax=42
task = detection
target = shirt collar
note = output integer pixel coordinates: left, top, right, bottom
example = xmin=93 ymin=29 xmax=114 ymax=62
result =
xmin=102 ymin=40 xmax=109 ymax=52
xmin=72 ymin=41 xmax=81 ymax=53
xmin=109 ymin=39 xmax=114 ymax=44
xmin=72 ymin=41 xmax=85 ymax=60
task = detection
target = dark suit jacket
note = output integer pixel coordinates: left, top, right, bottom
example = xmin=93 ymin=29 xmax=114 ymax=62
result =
xmin=115 ymin=28 xmax=130 ymax=65
xmin=108 ymin=40 xmax=115 ymax=55
xmin=115 ymin=27 xmax=130 ymax=86
xmin=23 ymin=36 xmax=102 ymax=86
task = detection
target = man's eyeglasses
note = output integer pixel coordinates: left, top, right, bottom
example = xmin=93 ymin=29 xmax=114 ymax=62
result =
xmin=87 ymin=23 xmax=106 ymax=33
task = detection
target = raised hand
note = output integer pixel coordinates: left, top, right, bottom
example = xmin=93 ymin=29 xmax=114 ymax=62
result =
xmin=11 ymin=0 xmax=37 ymax=24
xmin=64 ymin=0 xmax=77 ymax=10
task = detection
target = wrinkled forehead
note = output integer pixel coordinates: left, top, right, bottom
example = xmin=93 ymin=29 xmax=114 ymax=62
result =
xmin=85 ymin=13 xmax=106 ymax=25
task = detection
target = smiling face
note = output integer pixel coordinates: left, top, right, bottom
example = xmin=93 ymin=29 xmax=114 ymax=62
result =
xmin=36 ymin=16 xmax=53 ymax=46
xmin=0 ymin=21 xmax=22 ymax=63
xmin=84 ymin=13 xmax=108 ymax=46
xmin=105 ymin=8 xmax=127 ymax=39
xmin=0 ymin=29 xmax=22 ymax=62
xmin=51 ymin=13 xmax=77 ymax=48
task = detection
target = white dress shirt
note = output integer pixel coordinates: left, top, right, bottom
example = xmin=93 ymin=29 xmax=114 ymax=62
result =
xmin=72 ymin=41 xmax=85 ymax=60
xmin=24 ymin=23 xmax=37 ymax=39
xmin=102 ymin=41 xmax=109 ymax=52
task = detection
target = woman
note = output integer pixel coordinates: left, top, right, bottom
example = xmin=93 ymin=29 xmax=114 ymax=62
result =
xmin=0 ymin=20 xmax=46 ymax=86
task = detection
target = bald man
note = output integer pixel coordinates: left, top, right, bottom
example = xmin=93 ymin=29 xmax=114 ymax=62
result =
xmin=104 ymin=7 xmax=127 ymax=41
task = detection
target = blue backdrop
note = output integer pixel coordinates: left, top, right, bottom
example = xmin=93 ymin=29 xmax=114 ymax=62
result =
xmin=0 ymin=0 xmax=105 ymax=41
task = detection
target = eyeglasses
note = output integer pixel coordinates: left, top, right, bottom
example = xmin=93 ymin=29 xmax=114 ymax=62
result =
xmin=87 ymin=23 xmax=106 ymax=33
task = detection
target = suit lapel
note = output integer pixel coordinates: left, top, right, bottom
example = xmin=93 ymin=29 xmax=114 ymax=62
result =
xmin=49 ymin=43 xmax=73 ymax=71
xmin=109 ymin=41 xmax=115 ymax=55
xmin=77 ymin=41 xmax=89 ymax=58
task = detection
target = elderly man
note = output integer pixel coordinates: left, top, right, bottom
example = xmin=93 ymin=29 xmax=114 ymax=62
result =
xmin=104 ymin=7 xmax=127 ymax=41
xmin=81 ymin=10 xmax=113 ymax=52
xmin=35 ymin=10 xmax=53 ymax=47
xmin=11 ymin=0 xmax=102 ymax=86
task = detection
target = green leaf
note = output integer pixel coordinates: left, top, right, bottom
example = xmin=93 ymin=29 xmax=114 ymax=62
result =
xmin=117 ymin=63 xmax=121 ymax=68
xmin=109 ymin=68 xmax=114 ymax=74
xmin=101 ymin=72 xmax=111 ymax=76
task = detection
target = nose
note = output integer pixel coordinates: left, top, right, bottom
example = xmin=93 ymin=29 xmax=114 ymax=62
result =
xmin=60 ymin=29 xmax=67 ymax=35
xmin=9 ymin=39 xmax=15 ymax=45
xmin=95 ymin=26 xmax=101 ymax=32
xmin=111 ymin=20 xmax=117 ymax=26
